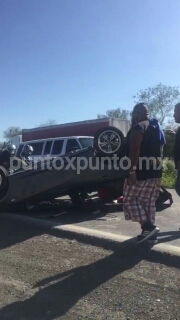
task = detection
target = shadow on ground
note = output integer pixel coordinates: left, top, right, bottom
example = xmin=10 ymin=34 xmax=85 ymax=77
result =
xmin=0 ymin=240 xmax=180 ymax=319
xmin=157 ymin=230 xmax=180 ymax=244
xmin=0 ymin=212 xmax=180 ymax=319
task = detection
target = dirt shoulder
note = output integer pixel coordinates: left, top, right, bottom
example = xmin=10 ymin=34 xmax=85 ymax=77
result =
xmin=0 ymin=214 xmax=180 ymax=319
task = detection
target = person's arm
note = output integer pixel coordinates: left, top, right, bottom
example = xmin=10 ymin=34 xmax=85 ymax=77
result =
xmin=129 ymin=129 xmax=143 ymax=173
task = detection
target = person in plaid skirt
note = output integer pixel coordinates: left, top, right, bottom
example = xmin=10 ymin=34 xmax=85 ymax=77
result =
xmin=123 ymin=103 xmax=165 ymax=243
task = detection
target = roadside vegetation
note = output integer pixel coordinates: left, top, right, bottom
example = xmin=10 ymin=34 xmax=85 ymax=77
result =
xmin=161 ymin=130 xmax=177 ymax=189
xmin=162 ymin=158 xmax=177 ymax=188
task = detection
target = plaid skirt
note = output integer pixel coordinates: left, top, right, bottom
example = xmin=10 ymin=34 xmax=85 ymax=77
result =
xmin=123 ymin=178 xmax=161 ymax=224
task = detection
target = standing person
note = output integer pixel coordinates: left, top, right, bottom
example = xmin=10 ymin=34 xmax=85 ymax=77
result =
xmin=123 ymin=103 xmax=165 ymax=243
xmin=168 ymin=103 xmax=180 ymax=195
xmin=0 ymin=144 xmax=16 ymax=170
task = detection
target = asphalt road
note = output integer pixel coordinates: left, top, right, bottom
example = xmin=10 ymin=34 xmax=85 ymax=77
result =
xmin=14 ymin=189 xmax=180 ymax=247
xmin=0 ymin=213 xmax=180 ymax=320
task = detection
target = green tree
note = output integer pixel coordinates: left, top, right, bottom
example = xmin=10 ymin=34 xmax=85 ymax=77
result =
xmin=3 ymin=126 xmax=22 ymax=141
xmin=133 ymin=83 xmax=180 ymax=125
xmin=97 ymin=108 xmax=130 ymax=119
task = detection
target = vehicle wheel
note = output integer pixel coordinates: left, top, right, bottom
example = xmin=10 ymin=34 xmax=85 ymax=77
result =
xmin=0 ymin=166 xmax=8 ymax=193
xmin=94 ymin=126 xmax=125 ymax=156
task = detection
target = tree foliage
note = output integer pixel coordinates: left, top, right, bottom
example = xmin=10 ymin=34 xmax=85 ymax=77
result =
xmin=3 ymin=126 xmax=22 ymax=140
xmin=97 ymin=108 xmax=130 ymax=119
xmin=0 ymin=142 xmax=6 ymax=150
xmin=133 ymin=83 xmax=180 ymax=125
xmin=37 ymin=119 xmax=57 ymax=127
xmin=165 ymin=118 xmax=179 ymax=132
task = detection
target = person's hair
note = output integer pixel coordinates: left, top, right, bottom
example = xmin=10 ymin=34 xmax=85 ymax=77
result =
xmin=132 ymin=103 xmax=149 ymax=121
xmin=134 ymin=103 xmax=149 ymax=114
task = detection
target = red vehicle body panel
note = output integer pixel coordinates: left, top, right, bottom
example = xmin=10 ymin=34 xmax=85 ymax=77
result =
xmin=22 ymin=119 xmax=110 ymax=141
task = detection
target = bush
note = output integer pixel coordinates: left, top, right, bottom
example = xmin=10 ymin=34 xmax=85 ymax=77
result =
xmin=161 ymin=158 xmax=177 ymax=188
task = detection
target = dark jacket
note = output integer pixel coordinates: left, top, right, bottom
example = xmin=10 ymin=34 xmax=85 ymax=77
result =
xmin=174 ymin=127 xmax=180 ymax=169
xmin=126 ymin=119 xmax=165 ymax=180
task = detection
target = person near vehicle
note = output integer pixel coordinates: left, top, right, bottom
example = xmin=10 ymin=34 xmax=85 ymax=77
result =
xmin=167 ymin=103 xmax=180 ymax=196
xmin=20 ymin=145 xmax=33 ymax=165
xmin=0 ymin=144 xmax=16 ymax=170
xmin=123 ymin=103 xmax=165 ymax=243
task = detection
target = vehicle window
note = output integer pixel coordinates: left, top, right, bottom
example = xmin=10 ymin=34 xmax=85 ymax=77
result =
xmin=51 ymin=140 xmax=64 ymax=155
xmin=43 ymin=141 xmax=52 ymax=155
xmin=78 ymin=138 xmax=94 ymax=148
xmin=66 ymin=139 xmax=80 ymax=153
xmin=29 ymin=142 xmax=44 ymax=155
xmin=16 ymin=144 xmax=24 ymax=158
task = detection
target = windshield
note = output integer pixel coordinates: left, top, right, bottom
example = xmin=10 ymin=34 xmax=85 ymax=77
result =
xmin=16 ymin=144 xmax=24 ymax=158
xmin=79 ymin=137 xmax=94 ymax=148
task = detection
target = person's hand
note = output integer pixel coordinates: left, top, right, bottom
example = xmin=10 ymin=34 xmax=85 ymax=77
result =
xmin=127 ymin=172 xmax=137 ymax=186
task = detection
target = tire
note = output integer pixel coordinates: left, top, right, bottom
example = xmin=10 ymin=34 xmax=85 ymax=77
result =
xmin=0 ymin=166 xmax=8 ymax=192
xmin=94 ymin=126 xmax=125 ymax=156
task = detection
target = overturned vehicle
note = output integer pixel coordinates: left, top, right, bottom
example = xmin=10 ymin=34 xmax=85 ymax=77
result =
xmin=0 ymin=126 xmax=172 ymax=211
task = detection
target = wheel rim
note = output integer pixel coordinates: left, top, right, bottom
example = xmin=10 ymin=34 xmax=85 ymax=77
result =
xmin=98 ymin=130 xmax=121 ymax=154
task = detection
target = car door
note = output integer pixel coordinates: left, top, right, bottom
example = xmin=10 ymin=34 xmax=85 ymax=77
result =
xmin=50 ymin=139 xmax=64 ymax=158
xmin=62 ymin=146 xmax=110 ymax=188
xmin=15 ymin=144 xmax=24 ymax=158
xmin=43 ymin=140 xmax=53 ymax=159
xmin=65 ymin=138 xmax=81 ymax=154
xmin=27 ymin=142 xmax=44 ymax=163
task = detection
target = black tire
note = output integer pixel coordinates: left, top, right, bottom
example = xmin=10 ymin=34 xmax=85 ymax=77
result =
xmin=0 ymin=166 xmax=8 ymax=194
xmin=94 ymin=126 xmax=125 ymax=156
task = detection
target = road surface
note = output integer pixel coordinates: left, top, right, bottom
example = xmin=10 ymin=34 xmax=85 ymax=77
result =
xmin=14 ymin=189 xmax=180 ymax=247
xmin=0 ymin=213 xmax=180 ymax=320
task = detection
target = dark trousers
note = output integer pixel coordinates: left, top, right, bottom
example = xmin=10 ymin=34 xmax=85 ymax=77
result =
xmin=175 ymin=170 xmax=180 ymax=196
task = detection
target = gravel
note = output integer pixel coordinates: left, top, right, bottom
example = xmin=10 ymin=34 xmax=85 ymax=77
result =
xmin=0 ymin=226 xmax=180 ymax=320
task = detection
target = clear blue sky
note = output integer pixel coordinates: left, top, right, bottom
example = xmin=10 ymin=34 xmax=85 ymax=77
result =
xmin=1 ymin=0 xmax=180 ymax=140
